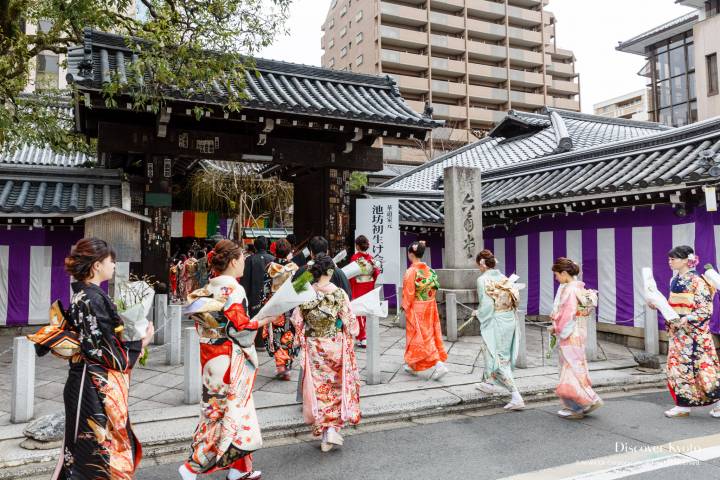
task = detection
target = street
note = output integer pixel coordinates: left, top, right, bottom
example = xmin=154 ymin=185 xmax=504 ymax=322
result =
xmin=137 ymin=388 xmax=720 ymax=480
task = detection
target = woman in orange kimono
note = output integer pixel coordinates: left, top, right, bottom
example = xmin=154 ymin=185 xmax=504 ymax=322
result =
xmin=349 ymin=235 xmax=380 ymax=348
xmin=402 ymin=241 xmax=448 ymax=380
xmin=180 ymin=240 xmax=274 ymax=480
xmin=549 ymin=257 xmax=603 ymax=419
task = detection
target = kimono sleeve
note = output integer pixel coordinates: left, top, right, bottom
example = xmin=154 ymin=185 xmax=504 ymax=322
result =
xmin=224 ymin=285 xmax=258 ymax=331
xmin=339 ymin=289 xmax=359 ymax=337
xmin=402 ymin=267 xmax=416 ymax=312
xmin=291 ymin=307 xmax=304 ymax=347
xmin=683 ymin=275 xmax=713 ymax=329
xmin=475 ymin=276 xmax=494 ymax=327
xmin=551 ymin=285 xmax=578 ymax=340
xmin=83 ymin=294 xmax=142 ymax=371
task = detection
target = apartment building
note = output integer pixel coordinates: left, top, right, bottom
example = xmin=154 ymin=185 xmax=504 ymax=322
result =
xmin=320 ymin=0 xmax=580 ymax=164
xmin=617 ymin=0 xmax=720 ymax=127
xmin=593 ymin=89 xmax=650 ymax=122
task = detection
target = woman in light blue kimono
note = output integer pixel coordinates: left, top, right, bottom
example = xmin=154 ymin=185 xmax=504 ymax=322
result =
xmin=473 ymin=249 xmax=525 ymax=410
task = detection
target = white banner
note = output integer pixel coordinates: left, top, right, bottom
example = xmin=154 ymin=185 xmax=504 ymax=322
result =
xmin=356 ymin=198 xmax=401 ymax=286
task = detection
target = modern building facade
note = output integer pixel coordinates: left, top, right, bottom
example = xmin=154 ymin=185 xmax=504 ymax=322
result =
xmin=320 ymin=0 xmax=580 ymax=164
xmin=617 ymin=0 xmax=720 ymax=127
xmin=593 ymin=89 xmax=650 ymax=122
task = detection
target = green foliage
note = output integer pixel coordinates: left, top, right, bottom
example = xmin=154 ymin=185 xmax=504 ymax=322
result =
xmin=348 ymin=171 xmax=368 ymax=192
xmin=0 ymin=0 xmax=291 ymax=153
xmin=292 ymin=270 xmax=313 ymax=293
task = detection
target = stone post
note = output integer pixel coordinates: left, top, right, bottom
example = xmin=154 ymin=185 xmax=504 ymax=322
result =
xmin=396 ymin=284 xmax=406 ymax=329
xmin=515 ymin=310 xmax=527 ymax=369
xmin=644 ymin=305 xmax=659 ymax=356
xmin=443 ymin=166 xmax=483 ymax=269
xmin=366 ymin=314 xmax=382 ymax=385
xmin=445 ymin=292 xmax=458 ymax=342
xmin=166 ymin=304 xmax=182 ymax=365
xmin=184 ymin=327 xmax=201 ymax=404
xmin=586 ymin=309 xmax=598 ymax=362
xmin=154 ymin=293 xmax=168 ymax=345
xmin=11 ymin=337 xmax=35 ymax=423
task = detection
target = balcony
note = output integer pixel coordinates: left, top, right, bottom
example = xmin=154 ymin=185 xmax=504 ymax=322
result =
xmin=507 ymin=5 xmax=542 ymax=26
xmin=509 ymin=47 xmax=543 ymax=67
xmin=430 ymin=0 xmax=464 ymax=12
xmin=508 ymin=26 xmax=542 ymax=47
xmin=547 ymin=78 xmax=579 ymax=95
xmin=389 ymin=73 xmax=430 ymax=94
xmin=547 ymin=61 xmax=575 ymax=78
xmin=432 ymin=103 xmax=467 ymax=121
xmin=469 ymin=85 xmax=509 ymax=104
xmin=429 ymin=11 xmax=465 ymax=33
xmin=430 ymin=57 xmax=466 ymax=77
xmin=508 ymin=0 xmax=544 ymax=7
xmin=405 ymin=100 xmax=427 ymax=114
xmin=547 ymin=46 xmax=574 ymax=60
xmin=551 ymin=97 xmax=580 ymax=111
xmin=383 ymin=145 xmax=429 ymax=165
xmin=430 ymin=34 xmax=466 ymax=55
xmin=382 ymin=49 xmax=429 ymax=71
xmin=380 ymin=25 xmax=428 ymax=49
xmin=510 ymin=90 xmax=545 ymax=108
xmin=468 ymin=41 xmax=506 ymax=62
xmin=466 ymin=0 xmax=505 ymax=20
xmin=469 ymin=107 xmax=506 ymax=125
xmin=433 ymin=127 xmax=475 ymax=144
xmin=466 ymin=18 xmax=506 ymax=41
xmin=431 ymin=79 xmax=466 ymax=98
xmin=380 ymin=2 xmax=427 ymax=27
xmin=468 ymin=63 xmax=507 ymax=82
xmin=509 ymin=69 xmax=544 ymax=87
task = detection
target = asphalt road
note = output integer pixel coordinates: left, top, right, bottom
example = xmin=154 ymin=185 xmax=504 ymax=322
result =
xmin=137 ymin=388 xmax=720 ymax=480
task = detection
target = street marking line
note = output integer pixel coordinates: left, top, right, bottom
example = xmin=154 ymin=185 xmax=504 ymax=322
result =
xmin=497 ymin=433 xmax=720 ymax=480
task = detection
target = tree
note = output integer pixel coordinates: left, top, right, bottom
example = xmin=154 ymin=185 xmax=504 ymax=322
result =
xmin=0 ymin=0 xmax=291 ymax=153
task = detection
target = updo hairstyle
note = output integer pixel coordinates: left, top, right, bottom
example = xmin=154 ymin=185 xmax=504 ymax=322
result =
xmin=475 ymin=249 xmax=496 ymax=268
xmin=64 ymin=237 xmax=116 ymax=282
xmin=551 ymin=257 xmax=580 ymax=277
xmin=309 ymin=254 xmax=335 ymax=282
xmin=210 ymin=240 xmax=243 ymax=273
xmin=355 ymin=235 xmax=370 ymax=252
xmin=408 ymin=241 xmax=426 ymax=259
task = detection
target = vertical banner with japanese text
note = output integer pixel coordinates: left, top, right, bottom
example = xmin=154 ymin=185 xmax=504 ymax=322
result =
xmin=356 ymin=198 xmax=401 ymax=286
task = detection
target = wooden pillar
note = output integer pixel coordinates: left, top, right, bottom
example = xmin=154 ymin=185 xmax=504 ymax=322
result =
xmin=140 ymin=155 xmax=172 ymax=285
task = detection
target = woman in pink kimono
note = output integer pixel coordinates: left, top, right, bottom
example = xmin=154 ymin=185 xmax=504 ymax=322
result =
xmin=549 ymin=257 xmax=603 ymax=419
xmin=292 ymin=255 xmax=361 ymax=452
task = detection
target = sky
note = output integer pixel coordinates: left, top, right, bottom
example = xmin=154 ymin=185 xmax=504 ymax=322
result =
xmin=259 ymin=0 xmax=696 ymax=114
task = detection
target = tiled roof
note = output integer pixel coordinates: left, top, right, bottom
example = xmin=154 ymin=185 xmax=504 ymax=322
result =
xmin=67 ymin=29 xmax=441 ymax=131
xmin=380 ymin=108 xmax=669 ymax=192
xmin=399 ymin=199 xmax=443 ymax=224
xmin=0 ymin=144 xmax=122 ymax=215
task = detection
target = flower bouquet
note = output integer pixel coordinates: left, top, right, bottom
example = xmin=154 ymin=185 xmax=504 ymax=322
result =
xmin=115 ymin=276 xmax=155 ymax=365
xmin=342 ymin=257 xmax=380 ymax=280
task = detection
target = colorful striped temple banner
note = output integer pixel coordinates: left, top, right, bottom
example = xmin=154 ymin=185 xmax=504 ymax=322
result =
xmin=170 ymin=211 xmax=231 ymax=238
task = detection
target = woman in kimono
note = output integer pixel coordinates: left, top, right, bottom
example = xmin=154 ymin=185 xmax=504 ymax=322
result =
xmin=179 ymin=240 xmax=273 ymax=480
xmin=261 ymin=239 xmax=300 ymax=380
xmin=402 ymin=241 xmax=449 ymax=380
xmin=177 ymin=254 xmax=188 ymax=300
xmin=549 ymin=257 xmax=603 ymax=419
xmin=657 ymin=245 xmax=720 ymax=418
xmin=55 ymin=237 xmax=154 ymax=479
xmin=473 ymin=250 xmax=525 ymax=410
xmin=292 ymin=255 xmax=361 ymax=452
xmin=184 ymin=253 xmax=199 ymax=294
xmin=349 ymin=235 xmax=380 ymax=348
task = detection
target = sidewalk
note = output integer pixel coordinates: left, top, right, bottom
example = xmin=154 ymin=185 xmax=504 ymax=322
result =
xmin=0 ymin=320 xmax=665 ymax=476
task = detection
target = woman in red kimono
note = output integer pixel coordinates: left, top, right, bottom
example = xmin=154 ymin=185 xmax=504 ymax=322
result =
xmin=180 ymin=240 xmax=273 ymax=480
xmin=349 ymin=235 xmax=380 ymax=348
xmin=402 ymin=241 xmax=448 ymax=380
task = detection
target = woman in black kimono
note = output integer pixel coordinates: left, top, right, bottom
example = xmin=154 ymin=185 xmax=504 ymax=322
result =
xmin=53 ymin=238 xmax=154 ymax=479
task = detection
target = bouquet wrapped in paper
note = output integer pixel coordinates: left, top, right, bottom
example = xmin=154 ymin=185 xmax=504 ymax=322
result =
xmin=350 ymin=286 xmax=388 ymax=318
xmin=342 ymin=257 xmax=380 ymax=280
xmin=115 ymin=280 xmax=155 ymax=341
xmin=251 ymin=272 xmax=316 ymax=323
xmin=703 ymin=264 xmax=720 ymax=292
xmin=641 ymin=267 xmax=679 ymax=321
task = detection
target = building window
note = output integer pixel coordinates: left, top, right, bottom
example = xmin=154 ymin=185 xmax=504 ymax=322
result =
xmin=707 ymin=53 xmax=719 ymax=96
xmin=341 ymin=47 xmax=348 ymax=58
xmin=35 ymin=53 xmax=59 ymax=90
xmin=329 ymin=58 xmax=335 ymax=68
xmin=648 ymin=33 xmax=696 ymax=126
xmin=340 ymin=5 xmax=347 ymax=16
xmin=329 ymin=18 xmax=334 ymax=29
xmin=356 ymin=32 xmax=363 ymax=44
xmin=329 ymin=38 xmax=334 ymax=49
xmin=355 ymin=55 xmax=363 ymax=66
xmin=355 ymin=10 xmax=363 ymax=22
xmin=340 ymin=26 xmax=347 ymax=38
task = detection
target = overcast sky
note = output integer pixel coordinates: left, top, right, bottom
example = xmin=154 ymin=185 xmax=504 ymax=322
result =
xmin=259 ymin=0 xmax=696 ymax=113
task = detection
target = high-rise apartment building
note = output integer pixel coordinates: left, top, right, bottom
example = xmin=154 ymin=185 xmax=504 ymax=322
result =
xmin=321 ymin=0 xmax=580 ymax=164
xmin=593 ymin=89 xmax=650 ymax=122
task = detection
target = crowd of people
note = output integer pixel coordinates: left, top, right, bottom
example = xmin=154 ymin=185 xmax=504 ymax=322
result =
xmin=37 ymin=234 xmax=720 ymax=479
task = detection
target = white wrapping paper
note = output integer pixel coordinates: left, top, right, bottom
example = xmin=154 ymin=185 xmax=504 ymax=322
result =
xmin=116 ymin=281 xmax=155 ymax=341
xmin=641 ymin=267 xmax=680 ymax=321
xmin=251 ymin=277 xmax=316 ymax=322
xmin=703 ymin=267 xmax=720 ymax=290
xmin=350 ymin=287 xmax=388 ymax=318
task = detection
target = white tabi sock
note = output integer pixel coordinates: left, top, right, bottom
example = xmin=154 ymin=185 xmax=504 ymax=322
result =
xmin=511 ymin=390 xmax=523 ymax=404
xmin=178 ymin=464 xmax=197 ymax=480
xmin=227 ymin=469 xmax=244 ymax=480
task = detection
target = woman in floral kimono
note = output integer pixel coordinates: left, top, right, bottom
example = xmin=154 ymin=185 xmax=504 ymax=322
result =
xmin=402 ymin=241 xmax=449 ymax=380
xmin=261 ymin=239 xmax=300 ymax=380
xmin=349 ymin=235 xmax=380 ymax=349
xmin=54 ymin=238 xmax=154 ymax=479
xmin=550 ymin=257 xmax=603 ymax=419
xmin=473 ymin=250 xmax=524 ymax=410
xmin=292 ymin=255 xmax=361 ymax=452
xmin=180 ymin=240 xmax=273 ymax=480
xmin=658 ymin=245 xmax=720 ymax=418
